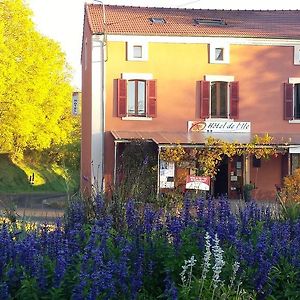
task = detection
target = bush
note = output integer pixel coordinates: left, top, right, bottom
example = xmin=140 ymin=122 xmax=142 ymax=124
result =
xmin=278 ymin=169 xmax=300 ymax=221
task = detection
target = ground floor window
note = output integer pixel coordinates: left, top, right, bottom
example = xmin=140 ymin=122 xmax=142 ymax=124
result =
xmin=291 ymin=153 xmax=300 ymax=173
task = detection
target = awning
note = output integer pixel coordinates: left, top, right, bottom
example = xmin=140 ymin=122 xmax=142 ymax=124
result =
xmin=111 ymin=131 xmax=300 ymax=146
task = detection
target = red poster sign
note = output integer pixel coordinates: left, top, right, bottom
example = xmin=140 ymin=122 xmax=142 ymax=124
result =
xmin=186 ymin=176 xmax=210 ymax=191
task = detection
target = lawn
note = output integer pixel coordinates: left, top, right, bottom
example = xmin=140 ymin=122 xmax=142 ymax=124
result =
xmin=0 ymin=154 xmax=79 ymax=193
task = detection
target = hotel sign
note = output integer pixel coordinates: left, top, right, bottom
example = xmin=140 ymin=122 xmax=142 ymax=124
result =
xmin=188 ymin=120 xmax=251 ymax=133
xmin=72 ymin=92 xmax=81 ymax=116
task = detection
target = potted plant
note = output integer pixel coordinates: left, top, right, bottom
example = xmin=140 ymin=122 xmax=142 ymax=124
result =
xmin=243 ymin=183 xmax=255 ymax=202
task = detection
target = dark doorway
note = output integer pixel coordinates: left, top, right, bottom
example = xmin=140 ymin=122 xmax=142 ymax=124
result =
xmin=214 ymin=156 xmax=228 ymax=197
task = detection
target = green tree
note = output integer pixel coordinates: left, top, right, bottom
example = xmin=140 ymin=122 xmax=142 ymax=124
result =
xmin=0 ymin=0 xmax=78 ymax=160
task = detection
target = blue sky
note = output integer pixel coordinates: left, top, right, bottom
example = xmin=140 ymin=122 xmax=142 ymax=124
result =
xmin=27 ymin=0 xmax=300 ymax=89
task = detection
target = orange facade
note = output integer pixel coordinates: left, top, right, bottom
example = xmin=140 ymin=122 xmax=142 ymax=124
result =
xmin=81 ymin=5 xmax=300 ymax=200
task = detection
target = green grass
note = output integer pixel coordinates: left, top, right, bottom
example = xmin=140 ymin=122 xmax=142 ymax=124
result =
xmin=0 ymin=154 xmax=79 ymax=193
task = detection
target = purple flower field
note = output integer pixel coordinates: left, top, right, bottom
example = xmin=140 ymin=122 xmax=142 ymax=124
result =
xmin=0 ymin=195 xmax=300 ymax=299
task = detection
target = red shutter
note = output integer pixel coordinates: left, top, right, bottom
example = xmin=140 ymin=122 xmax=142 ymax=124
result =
xmin=284 ymin=83 xmax=293 ymax=120
xmin=230 ymin=81 xmax=239 ymax=119
xmin=147 ymin=80 xmax=157 ymax=118
xmin=117 ymin=79 xmax=127 ymax=117
xmin=199 ymin=81 xmax=210 ymax=119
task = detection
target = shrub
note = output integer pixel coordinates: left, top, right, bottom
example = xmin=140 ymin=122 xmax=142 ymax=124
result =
xmin=278 ymin=169 xmax=300 ymax=221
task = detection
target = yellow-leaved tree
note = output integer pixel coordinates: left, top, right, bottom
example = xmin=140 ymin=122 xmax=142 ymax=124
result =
xmin=0 ymin=0 xmax=79 ymax=161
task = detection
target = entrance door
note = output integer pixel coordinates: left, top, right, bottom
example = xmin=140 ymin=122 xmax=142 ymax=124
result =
xmin=214 ymin=156 xmax=228 ymax=197
xmin=228 ymin=155 xmax=244 ymax=199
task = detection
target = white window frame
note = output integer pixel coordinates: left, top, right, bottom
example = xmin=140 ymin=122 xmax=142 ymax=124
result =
xmin=288 ymin=77 xmax=300 ymax=123
xmin=294 ymin=46 xmax=300 ymax=65
xmin=209 ymin=43 xmax=230 ymax=64
xmin=121 ymin=73 xmax=153 ymax=120
xmin=204 ymin=75 xmax=235 ymax=120
xmin=127 ymin=41 xmax=148 ymax=61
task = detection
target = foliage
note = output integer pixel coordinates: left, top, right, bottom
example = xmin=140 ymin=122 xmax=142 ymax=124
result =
xmin=160 ymin=134 xmax=281 ymax=177
xmin=0 ymin=195 xmax=300 ymax=299
xmin=0 ymin=0 xmax=79 ymax=159
xmin=277 ymin=168 xmax=300 ymax=221
xmin=0 ymin=153 xmax=79 ymax=193
xmin=113 ymin=141 xmax=157 ymax=202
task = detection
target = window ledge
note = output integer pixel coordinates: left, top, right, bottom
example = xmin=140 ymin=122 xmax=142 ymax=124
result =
xmin=289 ymin=120 xmax=300 ymax=124
xmin=206 ymin=118 xmax=234 ymax=122
xmin=121 ymin=116 xmax=153 ymax=121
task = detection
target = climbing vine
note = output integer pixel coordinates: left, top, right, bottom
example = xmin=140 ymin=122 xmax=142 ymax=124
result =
xmin=160 ymin=134 xmax=283 ymax=177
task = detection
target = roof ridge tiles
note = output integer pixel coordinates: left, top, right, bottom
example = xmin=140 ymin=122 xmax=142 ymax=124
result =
xmin=85 ymin=4 xmax=300 ymax=40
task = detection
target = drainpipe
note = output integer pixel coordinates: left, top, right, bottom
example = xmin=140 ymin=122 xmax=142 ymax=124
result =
xmin=244 ymin=154 xmax=250 ymax=184
xmin=114 ymin=141 xmax=117 ymax=186
xmin=157 ymin=146 xmax=161 ymax=195
xmin=288 ymin=152 xmax=291 ymax=175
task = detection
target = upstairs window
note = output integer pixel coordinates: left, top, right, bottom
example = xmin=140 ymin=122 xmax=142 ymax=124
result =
xmin=199 ymin=78 xmax=239 ymax=119
xmin=209 ymin=43 xmax=230 ymax=64
xmin=149 ymin=17 xmax=166 ymax=24
xmin=128 ymin=80 xmax=146 ymax=116
xmin=294 ymin=46 xmax=300 ymax=65
xmin=211 ymin=81 xmax=228 ymax=118
xmin=133 ymin=45 xmax=143 ymax=59
xmin=215 ymin=48 xmax=224 ymax=61
xmin=284 ymin=80 xmax=300 ymax=120
xmin=117 ymin=78 xmax=157 ymax=118
xmin=127 ymin=41 xmax=148 ymax=61
xmin=193 ymin=18 xmax=226 ymax=26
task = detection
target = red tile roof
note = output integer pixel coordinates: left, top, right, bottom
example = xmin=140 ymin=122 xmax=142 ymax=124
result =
xmin=85 ymin=4 xmax=300 ymax=39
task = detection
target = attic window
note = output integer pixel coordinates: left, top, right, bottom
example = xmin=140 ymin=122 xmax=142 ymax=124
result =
xmin=194 ymin=18 xmax=226 ymax=26
xmin=149 ymin=17 xmax=166 ymax=24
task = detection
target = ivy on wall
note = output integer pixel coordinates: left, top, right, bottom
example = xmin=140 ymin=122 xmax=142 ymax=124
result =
xmin=160 ymin=134 xmax=283 ymax=178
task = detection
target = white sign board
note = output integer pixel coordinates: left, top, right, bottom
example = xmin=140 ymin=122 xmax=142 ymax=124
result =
xmin=289 ymin=146 xmax=300 ymax=154
xmin=188 ymin=120 xmax=251 ymax=133
xmin=72 ymin=92 xmax=81 ymax=116
xmin=160 ymin=160 xmax=175 ymax=189
xmin=186 ymin=176 xmax=210 ymax=191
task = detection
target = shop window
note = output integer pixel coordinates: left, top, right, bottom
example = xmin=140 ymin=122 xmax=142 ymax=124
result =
xmin=291 ymin=153 xmax=300 ymax=173
xmin=199 ymin=77 xmax=239 ymax=119
xmin=117 ymin=78 xmax=157 ymax=118
xmin=284 ymin=79 xmax=300 ymax=120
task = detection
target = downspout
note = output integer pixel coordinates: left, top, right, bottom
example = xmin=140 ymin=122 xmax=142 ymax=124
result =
xmin=101 ymin=36 xmax=105 ymax=190
xmin=157 ymin=145 xmax=161 ymax=195
xmin=114 ymin=141 xmax=117 ymax=186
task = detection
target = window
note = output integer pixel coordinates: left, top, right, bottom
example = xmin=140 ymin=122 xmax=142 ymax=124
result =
xmin=199 ymin=76 xmax=239 ymax=119
xmin=291 ymin=153 xmax=300 ymax=173
xmin=211 ymin=82 xmax=228 ymax=118
xmin=209 ymin=43 xmax=230 ymax=64
xmin=149 ymin=17 xmax=166 ymax=24
xmin=133 ymin=45 xmax=142 ymax=58
xmin=193 ymin=18 xmax=226 ymax=26
xmin=128 ymin=80 xmax=146 ymax=116
xmin=127 ymin=41 xmax=148 ymax=61
xmin=117 ymin=75 xmax=157 ymax=118
xmin=284 ymin=78 xmax=300 ymax=120
xmin=215 ymin=48 xmax=224 ymax=61
xmin=294 ymin=46 xmax=300 ymax=65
